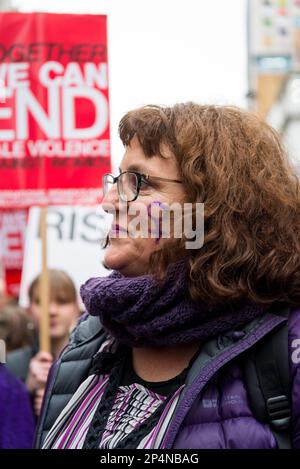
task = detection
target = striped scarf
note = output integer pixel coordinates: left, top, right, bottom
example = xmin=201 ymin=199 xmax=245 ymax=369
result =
xmin=42 ymin=337 xmax=184 ymax=449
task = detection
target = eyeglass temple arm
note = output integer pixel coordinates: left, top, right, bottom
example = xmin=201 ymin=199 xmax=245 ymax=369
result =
xmin=145 ymin=175 xmax=182 ymax=184
xmin=103 ymin=172 xmax=182 ymax=184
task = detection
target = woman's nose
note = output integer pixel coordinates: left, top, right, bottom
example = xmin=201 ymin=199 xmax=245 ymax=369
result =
xmin=102 ymin=183 xmax=119 ymax=214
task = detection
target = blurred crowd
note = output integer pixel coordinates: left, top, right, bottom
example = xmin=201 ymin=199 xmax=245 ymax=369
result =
xmin=0 ymin=269 xmax=82 ymax=448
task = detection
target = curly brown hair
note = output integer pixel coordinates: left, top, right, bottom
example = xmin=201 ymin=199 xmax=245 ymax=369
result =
xmin=119 ymin=103 xmax=300 ymax=307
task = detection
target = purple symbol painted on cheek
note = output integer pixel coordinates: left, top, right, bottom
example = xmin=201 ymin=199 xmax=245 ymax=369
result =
xmin=147 ymin=201 xmax=169 ymax=243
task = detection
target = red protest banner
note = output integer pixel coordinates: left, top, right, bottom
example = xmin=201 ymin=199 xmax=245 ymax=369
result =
xmin=0 ymin=13 xmax=111 ymax=207
xmin=0 ymin=208 xmax=28 ymax=296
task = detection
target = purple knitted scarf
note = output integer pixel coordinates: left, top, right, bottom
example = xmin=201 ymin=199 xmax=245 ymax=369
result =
xmin=80 ymin=260 xmax=268 ymax=347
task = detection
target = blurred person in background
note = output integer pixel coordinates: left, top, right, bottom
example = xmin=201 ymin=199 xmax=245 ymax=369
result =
xmin=0 ymin=301 xmax=34 ymax=352
xmin=7 ymin=269 xmax=80 ymax=416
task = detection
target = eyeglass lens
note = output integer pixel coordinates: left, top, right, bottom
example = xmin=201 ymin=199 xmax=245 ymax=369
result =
xmin=103 ymin=172 xmax=139 ymax=202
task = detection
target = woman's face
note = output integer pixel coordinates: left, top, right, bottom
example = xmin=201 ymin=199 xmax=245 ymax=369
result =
xmin=102 ymin=136 xmax=186 ymax=276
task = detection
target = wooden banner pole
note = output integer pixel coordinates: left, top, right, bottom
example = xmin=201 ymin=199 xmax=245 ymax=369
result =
xmin=39 ymin=206 xmax=50 ymax=353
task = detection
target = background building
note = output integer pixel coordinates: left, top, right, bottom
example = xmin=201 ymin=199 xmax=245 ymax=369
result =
xmin=248 ymin=0 xmax=300 ymax=173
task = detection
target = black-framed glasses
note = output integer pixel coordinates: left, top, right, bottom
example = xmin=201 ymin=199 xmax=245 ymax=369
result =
xmin=102 ymin=171 xmax=182 ymax=202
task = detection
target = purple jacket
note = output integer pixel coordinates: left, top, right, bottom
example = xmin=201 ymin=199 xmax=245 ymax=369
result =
xmin=163 ymin=308 xmax=300 ymax=449
xmin=0 ymin=364 xmax=35 ymax=449
xmin=35 ymin=307 xmax=300 ymax=449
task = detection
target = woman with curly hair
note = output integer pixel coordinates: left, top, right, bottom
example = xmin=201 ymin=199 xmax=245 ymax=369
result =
xmin=36 ymin=103 xmax=300 ymax=449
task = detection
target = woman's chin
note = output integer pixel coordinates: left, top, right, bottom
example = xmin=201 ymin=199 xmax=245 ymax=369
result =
xmin=104 ymin=244 xmax=132 ymax=272
xmin=103 ymin=252 xmax=124 ymax=272
xmin=103 ymin=246 xmax=145 ymax=276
